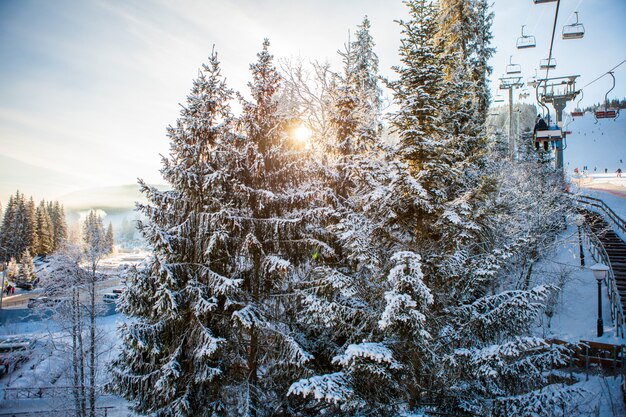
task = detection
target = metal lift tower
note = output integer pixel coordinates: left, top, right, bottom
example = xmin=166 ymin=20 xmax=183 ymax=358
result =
xmin=499 ymin=76 xmax=525 ymax=160
xmin=536 ymin=75 xmax=579 ymax=169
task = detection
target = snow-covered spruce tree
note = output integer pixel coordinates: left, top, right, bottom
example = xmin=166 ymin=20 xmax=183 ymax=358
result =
xmin=0 ymin=191 xmax=32 ymax=260
xmin=35 ymin=200 xmax=54 ymax=255
xmin=111 ymin=43 xmax=319 ymax=416
xmin=438 ymin=0 xmax=494 ymax=120
xmin=424 ymin=4 xmax=579 ymax=414
xmin=289 ymin=18 xmax=434 ymax=416
xmin=48 ymin=201 xmax=68 ymax=251
xmin=16 ymin=249 xmax=35 ymax=283
xmin=26 ymin=197 xmax=38 ymax=254
xmin=0 ymin=193 xmax=18 ymax=259
xmin=105 ymin=223 xmax=114 ymax=254
xmin=300 ymin=1 xmax=579 ymax=415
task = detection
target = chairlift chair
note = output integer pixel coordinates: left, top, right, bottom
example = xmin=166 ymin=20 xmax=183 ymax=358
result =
xmin=562 ymin=12 xmax=585 ymax=40
xmin=594 ymin=71 xmax=620 ymax=122
xmin=534 ymin=126 xmax=563 ymax=151
xmin=517 ymin=25 xmax=536 ymax=49
xmin=494 ymin=95 xmax=505 ymax=103
xmin=572 ymin=90 xmax=584 ymax=117
xmin=540 ymin=58 xmax=556 ymax=70
xmin=534 ymin=0 xmax=557 ymax=3
xmin=506 ymin=56 xmax=522 ymax=75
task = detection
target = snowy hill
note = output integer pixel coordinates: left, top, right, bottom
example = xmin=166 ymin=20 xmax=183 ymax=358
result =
xmin=563 ymin=111 xmax=625 ymax=175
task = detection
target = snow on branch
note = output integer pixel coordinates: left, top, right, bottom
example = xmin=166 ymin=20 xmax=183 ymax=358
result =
xmin=333 ymin=342 xmax=402 ymax=370
xmin=288 ymin=372 xmax=353 ymax=404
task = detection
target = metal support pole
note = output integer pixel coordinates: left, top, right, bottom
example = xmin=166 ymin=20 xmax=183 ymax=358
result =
xmin=553 ymin=99 xmax=567 ymax=170
xmin=597 ymin=279 xmax=604 ymax=337
xmin=578 ymin=225 xmax=585 ymax=267
xmin=0 ymin=248 xmax=6 ymax=310
xmin=0 ymin=264 xmax=5 ymax=310
xmin=508 ymin=87 xmax=514 ymax=160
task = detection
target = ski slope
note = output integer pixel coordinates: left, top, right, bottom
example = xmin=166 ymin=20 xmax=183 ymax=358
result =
xmin=564 ymin=111 xmax=625 ymax=176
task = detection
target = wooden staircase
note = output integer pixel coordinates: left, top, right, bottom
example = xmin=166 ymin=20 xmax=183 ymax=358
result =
xmin=580 ymin=209 xmax=626 ymax=325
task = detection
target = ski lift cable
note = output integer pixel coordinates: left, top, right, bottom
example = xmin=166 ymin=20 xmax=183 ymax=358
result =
xmin=530 ymin=4 xmax=548 ymax=37
xmin=564 ymin=0 xmax=585 ymax=26
xmin=579 ymin=59 xmax=626 ymax=91
xmin=543 ymin=0 xmax=561 ymax=82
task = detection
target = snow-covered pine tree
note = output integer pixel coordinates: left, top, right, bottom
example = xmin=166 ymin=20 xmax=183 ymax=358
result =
xmin=16 ymin=249 xmax=35 ymax=283
xmin=426 ymin=2 xmax=580 ymax=414
xmin=111 ymin=43 xmax=318 ymax=416
xmin=110 ymin=50 xmax=238 ymax=416
xmin=26 ymin=197 xmax=38 ymax=254
xmin=105 ymin=223 xmax=114 ymax=254
xmin=35 ymin=200 xmax=54 ymax=255
xmin=289 ymin=18 xmax=433 ymax=416
xmin=438 ymin=0 xmax=494 ymax=120
xmin=48 ymin=201 xmax=68 ymax=251
xmin=0 ymin=193 xmax=17 ymax=259
xmin=0 ymin=191 xmax=31 ymax=259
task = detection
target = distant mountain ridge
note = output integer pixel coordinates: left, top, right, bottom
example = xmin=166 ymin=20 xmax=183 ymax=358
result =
xmin=61 ymin=183 xmax=168 ymax=212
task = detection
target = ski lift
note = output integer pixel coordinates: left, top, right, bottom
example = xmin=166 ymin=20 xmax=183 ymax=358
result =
xmin=595 ymin=71 xmax=620 ymax=121
xmin=540 ymin=58 xmax=556 ymax=70
xmin=517 ymin=25 xmax=536 ymax=49
xmin=534 ymin=121 xmax=563 ymax=151
xmin=562 ymin=12 xmax=585 ymax=40
xmin=494 ymin=94 xmax=505 ymax=103
xmin=571 ymin=90 xmax=584 ymax=117
xmin=533 ymin=79 xmax=564 ymax=151
xmin=506 ymin=56 xmax=521 ymax=75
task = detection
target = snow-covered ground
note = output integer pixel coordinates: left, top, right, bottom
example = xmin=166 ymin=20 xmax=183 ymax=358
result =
xmin=0 ymin=250 xmax=149 ymax=416
xmin=563 ymin=111 xmax=625 ymax=177
xmin=540 ymin=224 xmax=622 ymax=344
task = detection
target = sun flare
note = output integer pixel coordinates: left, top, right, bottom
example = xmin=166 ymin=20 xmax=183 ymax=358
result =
xmin=293 ymin=124 xmax=312 ymax=144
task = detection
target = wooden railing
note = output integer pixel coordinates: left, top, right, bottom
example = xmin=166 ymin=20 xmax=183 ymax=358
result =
xmin=580 ymin=220 xmax=625 ymax=338
xmin=0 ymin=407 xmax=114 ymax=417
xmin=550 ymin=338 xmax=626 ymax=370
xmin=572 ymin=194 xmax=626 ymax=339
xmin=573 ymin=194 xmax=626 ymax=237
xmin=3 ymin=385 xmax=86 ymax=400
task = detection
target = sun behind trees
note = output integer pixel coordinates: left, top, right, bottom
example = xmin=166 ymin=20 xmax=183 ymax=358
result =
xmin=110 ymin=1 xmax=580 ymax=416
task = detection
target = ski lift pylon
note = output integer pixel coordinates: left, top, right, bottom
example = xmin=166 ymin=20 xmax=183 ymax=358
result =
xmin=540 ymin=58 xmax=556 ymax=70
xmin=563 ymin=11 xmax=585 ymax=40
xmin=517 ymin=25 xmax=536 ymax=49
xmin=506 ymin=56 xmax=522 ymax=74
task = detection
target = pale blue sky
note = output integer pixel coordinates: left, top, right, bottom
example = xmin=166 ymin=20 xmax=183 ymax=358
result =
xmin=1 ymin=0 xmax=625 ymax=204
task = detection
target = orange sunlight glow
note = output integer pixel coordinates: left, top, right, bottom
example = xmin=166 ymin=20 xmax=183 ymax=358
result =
xmin=293 ymin=124 xmax=312 ymax=144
